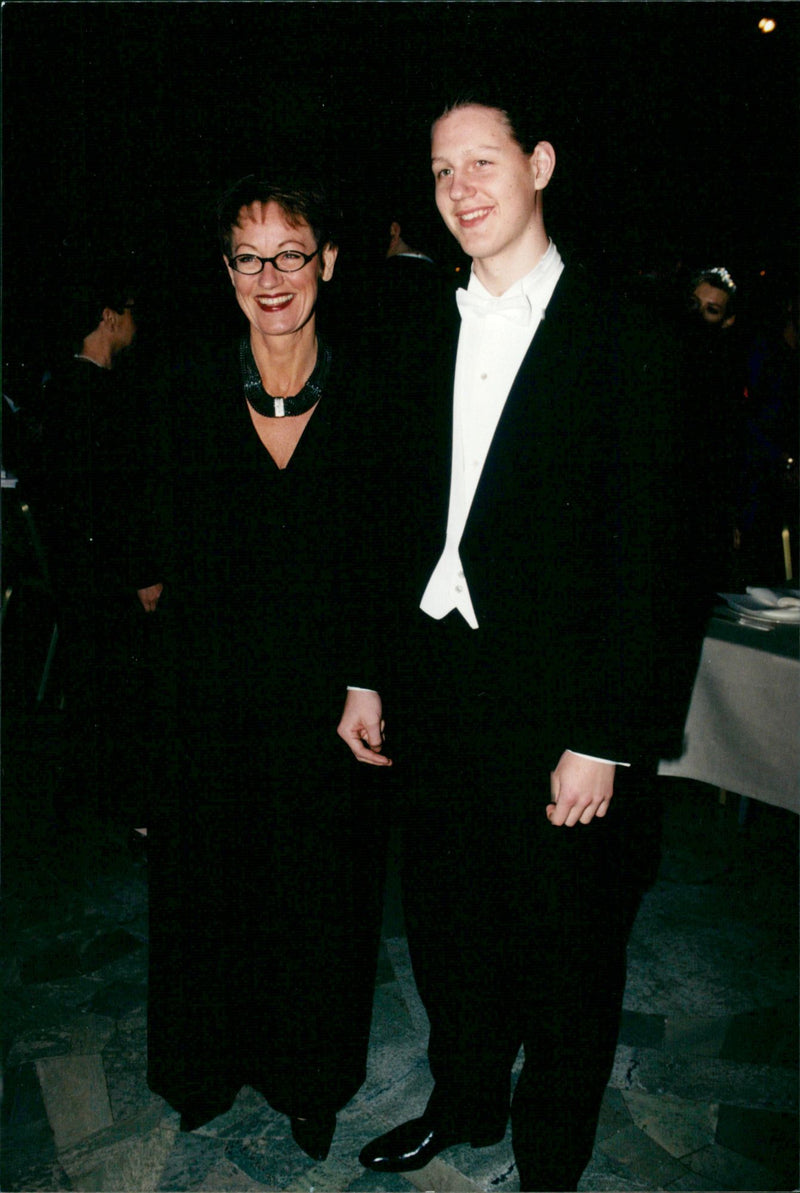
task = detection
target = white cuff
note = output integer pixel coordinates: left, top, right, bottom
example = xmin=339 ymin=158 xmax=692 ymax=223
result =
xmin=567 ymin=749 xmax=630 ymax=767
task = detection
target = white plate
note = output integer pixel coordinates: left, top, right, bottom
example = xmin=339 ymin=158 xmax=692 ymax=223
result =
xmin=720 ymin=594 xmax=800 ymax=623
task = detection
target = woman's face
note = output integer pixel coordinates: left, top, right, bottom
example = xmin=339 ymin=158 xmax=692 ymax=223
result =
xmin=224 ymin=200 xmax=337 ymax=341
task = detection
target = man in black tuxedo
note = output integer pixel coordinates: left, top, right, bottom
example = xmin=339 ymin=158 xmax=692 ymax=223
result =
xmin=339 ymin=93 xmax=702 ymax=1191
xmin=37 ymin=272 xmax=161 ymax=840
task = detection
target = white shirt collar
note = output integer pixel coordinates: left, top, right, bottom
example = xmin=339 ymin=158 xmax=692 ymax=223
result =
xmin=466 ymin=239 xmax=563 ymax=316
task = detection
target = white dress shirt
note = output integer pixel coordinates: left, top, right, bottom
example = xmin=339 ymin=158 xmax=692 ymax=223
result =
xmin=420 ymin=241 xmax=564 ymax=627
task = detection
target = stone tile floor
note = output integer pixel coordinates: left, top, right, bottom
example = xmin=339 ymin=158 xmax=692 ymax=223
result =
xmin=2 ymin=711 xmax=798 ymax=1192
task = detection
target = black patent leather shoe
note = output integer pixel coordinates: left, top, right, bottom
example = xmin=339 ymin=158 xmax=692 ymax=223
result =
xmin=291 ymin=1112 xmax=337 ymax=1161
xmin=359 ymin=1114 xmax=505 ymax=1172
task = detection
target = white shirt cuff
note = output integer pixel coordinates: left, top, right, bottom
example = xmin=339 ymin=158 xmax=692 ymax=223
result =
xmin=567 ymin=749 xmax=630 ymax=767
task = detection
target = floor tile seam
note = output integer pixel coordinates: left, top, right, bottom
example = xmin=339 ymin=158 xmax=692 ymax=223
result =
xmin=612 ymin=1041 xmax=799 ymax=1086
xmin=623 ymin=1090 xmax=797 ymax=1161
xmin=63 ymin=1133 xmax=177 ymax=1193
xmin=613 ymin=1082 xmax=799 ymax=1117
xmin=622 ymin=1032 xmax=800 ymax=1071
xmin=52 ymin=1102 xmax=168 ymax=1163
xmin=610 ymin=1074 xmax=797 ymax=1115
xmin=657 ymin=1156 xmax=786 ymax=1193
xmin=607 ymin=1113 xmax=762 ymax=1169
xmin=595 ymin=1127 xmax=692 ymax=1186
xmin=664 ymin=1139 xmax=791 ymax=1187
xmin=716 ymin=1098 xmax=800 ymax=1117
xmin=399 ymin=1155 xmax=487 ymax=1193
xmin=628 ymin=1140 xmax=716 ymax=1173
xmin=678 ymin=1132 xmax=795 ymax=1171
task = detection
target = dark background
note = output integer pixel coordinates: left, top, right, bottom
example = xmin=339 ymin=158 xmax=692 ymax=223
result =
xmin=3 ymin=1 xmax=798 ymax=368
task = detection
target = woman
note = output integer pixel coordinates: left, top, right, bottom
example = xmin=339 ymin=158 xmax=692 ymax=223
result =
xmin=145 ymin=174 xmax=389 ymax=1160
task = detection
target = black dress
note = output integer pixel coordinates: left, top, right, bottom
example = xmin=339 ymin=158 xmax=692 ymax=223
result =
xmin=146 ymin=338 xmax=387 ymax=1120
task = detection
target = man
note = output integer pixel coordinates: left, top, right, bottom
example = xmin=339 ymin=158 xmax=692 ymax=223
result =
xmin=380 ymin=211 xmax=442 ymax=321
xmin=374 ymin=204 xmax=451 ymax=387
xmin=688 ymin=266 xmax=737 ymax=329
xmin=38 ymin=275 xmax=143 ymax=627
xmin=386 ymin=213 xmax=435 ymax=267
xmin=679 ymin=266 xmax=745 ymax=589
xmin=339 ymin=93 xmax=701 ymax=1191
xmin=38 ymin=271 xmax=160 ymax=841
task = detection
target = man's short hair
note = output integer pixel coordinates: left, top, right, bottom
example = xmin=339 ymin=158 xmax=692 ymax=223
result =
xmin=216 ymin=173 xmax=340 ymax=259
xmin=689 ymin=267 xmax=737 ymax=316
xmin=68 ymin=265 xmax=137 ymax=346
xmin=433 ymin=83 xmax=549 ymax=155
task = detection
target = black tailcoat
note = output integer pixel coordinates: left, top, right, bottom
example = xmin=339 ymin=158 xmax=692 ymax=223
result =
xmin=390 ymin=261 xmax=702 ymax=771
xmin=382 ymin=262 xmax=705 ymax=1189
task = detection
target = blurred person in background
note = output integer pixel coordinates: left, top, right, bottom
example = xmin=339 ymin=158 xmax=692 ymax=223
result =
xmin=677 ymin=265 xmax=747 ymax=591
xmin=36 ymin=265 xmax=158 ymax=845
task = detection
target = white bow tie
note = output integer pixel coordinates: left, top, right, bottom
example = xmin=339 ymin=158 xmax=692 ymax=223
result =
xmin=456 ymin=287 xmax=532 ymax=327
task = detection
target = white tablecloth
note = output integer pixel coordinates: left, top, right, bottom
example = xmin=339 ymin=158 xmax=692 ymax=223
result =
xmin=659 ymin=615 xmax=799 ymax=814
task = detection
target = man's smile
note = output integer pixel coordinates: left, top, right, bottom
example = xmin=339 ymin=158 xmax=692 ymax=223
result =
xmin=455 ymin=206 xmax=493 ymax=226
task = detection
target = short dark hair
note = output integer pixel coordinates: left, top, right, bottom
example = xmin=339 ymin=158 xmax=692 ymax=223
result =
xmin=433 ymin=84 xmax=548 ymax=156
xmin=217 ymin=173 xmax=340 ymax=259
xmin=68 ymin=265 xmax=136 ymax=345
xmin=689 ymin=267 xmax=737 ymax=316
xmin=689 ymin=267 xmax=737 ymax=296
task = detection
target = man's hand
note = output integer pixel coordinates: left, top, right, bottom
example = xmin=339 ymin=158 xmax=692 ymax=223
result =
xmin=137 ymin=583 xmax=163 ymax=613
xmin=337 ymin=689 xmax=392 ymax=766
xmin=547 ymin=750 xmax=615 ymax=826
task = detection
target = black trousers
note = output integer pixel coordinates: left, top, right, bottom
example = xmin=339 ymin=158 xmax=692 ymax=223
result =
xmin=54 ymin=590 xmax=158 ymax=831
xmin=395 ymin=613 xmax=661 ymax=1191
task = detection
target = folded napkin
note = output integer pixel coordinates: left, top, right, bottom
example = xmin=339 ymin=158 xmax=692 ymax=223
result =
xmin=746 ymin=587 xmax=800 ymax=608
xmin=720 ymin=589 xmax=800 ymax=623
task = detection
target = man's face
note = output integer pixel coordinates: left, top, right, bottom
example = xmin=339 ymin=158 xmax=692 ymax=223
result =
xmin=689 ymin=282 xmax=734 ymax=328
xmin=431 ymin=104 xmax=552 ymax=289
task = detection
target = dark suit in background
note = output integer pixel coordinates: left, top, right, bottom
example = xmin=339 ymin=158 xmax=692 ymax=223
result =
xmin=37 ymin=356 xmax=155 ymax=830
xmin=375 ymin=249 xmax=452 ymax=392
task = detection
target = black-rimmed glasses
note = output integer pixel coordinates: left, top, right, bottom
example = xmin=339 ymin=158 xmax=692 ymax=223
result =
xmin=228 ymin=249 xmax=320 ymax=275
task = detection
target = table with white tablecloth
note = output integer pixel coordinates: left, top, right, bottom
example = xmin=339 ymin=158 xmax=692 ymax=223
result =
xmin=659 ymin=613 xmax=799 ymax=814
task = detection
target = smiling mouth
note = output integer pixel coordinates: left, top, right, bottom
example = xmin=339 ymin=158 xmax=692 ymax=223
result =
xmin=457 ymin=207 xmax=492 ymax=226
xmin=256 ymin=295 xmax=294 ymax=310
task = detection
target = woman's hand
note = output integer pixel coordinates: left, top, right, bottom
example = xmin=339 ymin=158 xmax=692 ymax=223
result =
xmin=337 ymin=689 xmax=392 ymax=766
xmin=547 ymin=751 xmax=614 ymax=826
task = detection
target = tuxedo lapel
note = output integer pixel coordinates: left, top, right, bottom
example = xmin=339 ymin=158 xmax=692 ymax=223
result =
xmin=466 ymin=265 xmax=593 ymax=525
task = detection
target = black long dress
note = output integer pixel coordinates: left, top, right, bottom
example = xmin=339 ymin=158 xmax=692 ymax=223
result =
xmin=146 ymin=337 xmax=387 ymax=1120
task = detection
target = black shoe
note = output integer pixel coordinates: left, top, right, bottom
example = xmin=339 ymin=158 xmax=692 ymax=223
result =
xmin=359 ymin=1114 xmax=505 ymax=1172
xmin=291 ymin=1112 xmax=337 ymax=1161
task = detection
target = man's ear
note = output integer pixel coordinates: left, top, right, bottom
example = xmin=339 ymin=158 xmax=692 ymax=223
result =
xmin=531 ymin=141 xmax=556 ymax=191
xmin=101 ymin=307 xmax=118 ymax=330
